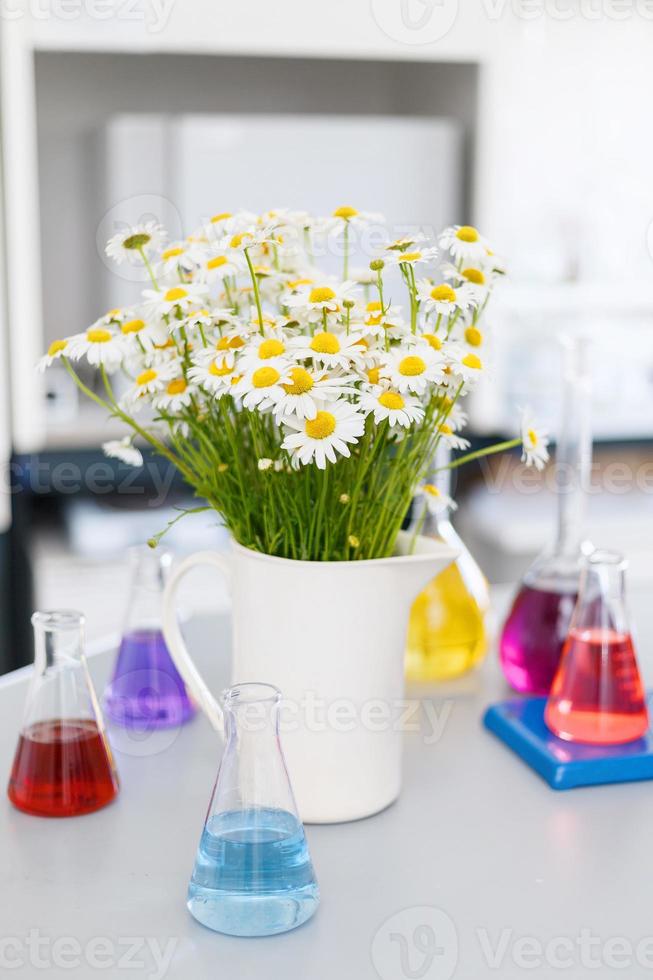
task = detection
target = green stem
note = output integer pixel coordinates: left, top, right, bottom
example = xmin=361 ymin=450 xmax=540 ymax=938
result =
xmin=244 ymin=248 xmax=265 ymax=335
xmin=138 ymin=246 xmax=159 ymax=290
xmin=440 ymin=438 xmax=521 ymax=471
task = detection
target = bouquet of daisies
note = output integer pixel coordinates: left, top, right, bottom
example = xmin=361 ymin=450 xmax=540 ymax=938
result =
xmin=41 ymin=207 xmax=548 ymax=561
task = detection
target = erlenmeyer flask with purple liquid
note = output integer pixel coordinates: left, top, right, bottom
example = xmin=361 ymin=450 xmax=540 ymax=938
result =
xmin=104 ymin=547 xmax=195 ymax=729
xmin=500 ymin=338 xmax=593 ymax=694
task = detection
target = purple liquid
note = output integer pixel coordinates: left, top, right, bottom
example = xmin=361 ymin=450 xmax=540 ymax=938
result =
xmin=499 ymin=584 xmax=578 ymax=695
xmin=103 ymin=629 xmax=195 ymax=729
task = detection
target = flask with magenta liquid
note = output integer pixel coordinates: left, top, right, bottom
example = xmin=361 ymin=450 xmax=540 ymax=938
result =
xmin=499 ymin=337 xmax=592 ymax=694
xmin=405 ymin=444 xmax=490 ymax=681
xmin=8 ymin=611 xmax=119 ymax=817
xmin=545 ymin=550 xmax=649 ymax=745
xmin=103 ymin=546 xmax=195 ymax=729
xmin=187 ymin=683 xmax=319 ymax=937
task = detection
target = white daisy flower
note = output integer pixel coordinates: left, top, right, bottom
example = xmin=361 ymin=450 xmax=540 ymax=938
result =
xmin=155 ymin=376 xmax=195 ymax=412
xmin=67 ymin=327 xmax=125 ymax=371
xmin=143 ymin=284 xmax=208 ymax=318
xmin=281 ymin=400 xmax=365 ymax=469
xmin=449 ymin=349 xmax=484 ymax=386
xmin=239 ymin=335 xmax=290 ymax=369
xmin=285 ymin=281 xmax=357 ymax=320
xmin=187 ymin=357 xmax=238 ymax=397
xmin=436 ymin=423 xmax=470 ymax=451
xmin=350 ymin=266 xmax=377 ymax=287
xmin=289 ymin=330 xmax=367 ymax=371
xmin=521 ymin=411 xmax=550 ymax=470
xmin=224 ymin=221 xmax=280 ymax=252
xmin=417 ymin=280 xmax=476 ymax=317
xmin=232 ymin=360 xmax=291 ymax=411
xmin=438 ymin=225 xmax=489 ymax=264
xmin=442 ymin=262 xmax=497 ymax=298
xmin=124 ymin=365 xmax=173 ymax=406
xmin=196 ymin=249 xmax=244 ymax=284
xmin=327 ymin=206 xmax=385 ymax=230
xmin=416 ymin=482 xmax=457 ymax=515
xmin=105 ymin=222 xmax=166 ymax=265
xmin=271 ymin=366 xmax=357 ymax=420
xmin=103 ymin=436 xmax=143 ymax=467
xmin=380 ymin=346 xmax=446 ymax=394
xmin=359 ymin=388 xmax=425 ymax=429
xmin=119 ymin=315 xmax=168 ymax=348
xmin=387 ymin=246 xmax=439 ymax=269
xmin=37 ymin=339 xmax=69 ymax=371
xmin=158 ymin=241 xmax=196 ymax=275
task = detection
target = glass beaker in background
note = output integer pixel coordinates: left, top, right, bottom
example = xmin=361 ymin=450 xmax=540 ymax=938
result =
xmin=187 ymin=683 xmax=319 ymax=937
xmin=8 ymin=611 xmax=119 ymax=817
xmin=405 ymin=444 xmax=489 ymax=682
xmin=545 ymin=551 xmax=649 ymax=745
xmin=103 ymin=547 xmax=195 ymax=729
xmin=500 ymin=337 xmax=592 ymax=694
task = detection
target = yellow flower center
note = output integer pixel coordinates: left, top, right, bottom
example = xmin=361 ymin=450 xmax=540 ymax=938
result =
xmin=305 ymin=411 xmax=336 ymax=440
xmin=209 ymin=360 xmax=233 ymax=377
xmin=167 ymin=378 xmax=187 ymax=395
xmin=367 ymin=366 xmax=381 ymax=384
xmin=162 ymin=246 xmax=184 ymax=261
xmin=122 ymin=232 xmax=151 ymax=250
xmin=423 ymin=484 xmax=440 ymax=497
xmin=462 ymin=353 xmax=482 ymax=370
xmin=121 ymin=319 xmax=145 ymax=335
xmin=164 ymin=287 xmax=187 ymax=302
xmin=288 ymin=278 xmax=313 ymax=288
xmin=465 ymin=327 xmax=483 ymax=347
xmin=207 ymin=256 xmax=228 ymax=270
xmin=528 ymin=428 xmax=538 ymax=446
xmin=229 ymin=233 xmax=245 ymax=248
xmin=462 ymin=267 xmax=485 ymax=285
xmin=430 ymin=284 xmax=456 ymax=303
xmin=398 ymin=251 xmax=421 ymax=263
xmin=137 ymin=369 xmax=157 ymax=386
xmin=333 ymin=206 xmax=358 ymax=219
xmin=366 ymin=315 xmax=383 ymax=326
xmin=258 ymin=339 xmax=285 ymax=359
xmin=310 ymin=332 xmax=340 ymax=355
xmin=106 ymin=308 xmax=121 ymax=318
xmin=439 ymin=424 xmax=453 ymax=435
xmin=86 ymin=328 xmax=112 ymax=344
xmin=282 ymin=367 xmax=314 ymax=395
xmin=211 ymin=212 xmax=233 ymax=223
xmin=252 ymin=367 xmax=281 ymax=389
xmin=47 ymin=339 xmax=67 ymax=356
xmin=399 ymin=355 xmax=426 ymax=377
xmin=309 ymin=286 xmax=336 ymax=304
xmin=456 ymin=226 xmax=479 ymax=243
xmin=378 ymin=391 xmax=405 ymax=410
xmin=366 ymin=300 xmax=382 ymax=312
xmin=422 ymin=333 xmax=442 ymax=351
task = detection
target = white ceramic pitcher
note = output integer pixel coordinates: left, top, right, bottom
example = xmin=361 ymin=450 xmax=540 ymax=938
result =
xmin=162 ymin=531 xmax=456 ymax=824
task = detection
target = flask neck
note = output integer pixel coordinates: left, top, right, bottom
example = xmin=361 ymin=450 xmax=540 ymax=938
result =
xmin=32 ymin=611 xmax=85 ymax=674
xmin=574 ymin=550 xmax=628 ymax=635
xmin=552 ymin=339 xmax=592 ymax=558
xmin=124 ymin=546 xmax=171 ymax=632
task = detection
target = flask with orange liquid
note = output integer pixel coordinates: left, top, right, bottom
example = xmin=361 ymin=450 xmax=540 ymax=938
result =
xmin=405 ymin=447 xmax=489 ymax=682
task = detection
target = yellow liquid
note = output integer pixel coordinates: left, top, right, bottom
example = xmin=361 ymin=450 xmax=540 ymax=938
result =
xmin=406 ymin=559 xmax=488 ymax=682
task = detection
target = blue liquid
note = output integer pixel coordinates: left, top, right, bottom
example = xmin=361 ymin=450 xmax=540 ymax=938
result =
xmin=187 ymin=807 xmax=319 ymax=936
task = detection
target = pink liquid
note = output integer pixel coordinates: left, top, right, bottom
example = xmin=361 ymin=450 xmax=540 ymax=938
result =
xmin=545 ymin=628 xmax=649 ymax=744
xmin=500 ymin=584 xmax=578 ymax=695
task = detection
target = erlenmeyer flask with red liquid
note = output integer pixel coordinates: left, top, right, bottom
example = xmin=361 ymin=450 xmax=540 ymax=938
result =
xmin=545 ymin=550 xmax=649 ymax=745
xmin=500 ymin=337 xmax=592 ymax=694
xmin=8 ymin=611 xmax=119 ymax=817
xmin=103 ymin=546 xmax=195 ymax=729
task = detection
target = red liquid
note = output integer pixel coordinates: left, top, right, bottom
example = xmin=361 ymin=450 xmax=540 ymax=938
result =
xmin=8 ymin=719 xmax=119 ymax=817
xmin=545 ymin=628 xmax=649 ymax=744
xmin=500 ymin=584 xmax=578 ymax=695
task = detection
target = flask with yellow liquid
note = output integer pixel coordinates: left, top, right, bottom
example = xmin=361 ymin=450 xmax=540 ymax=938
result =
xmin=405 ymin=447 xmax=490 ymax=682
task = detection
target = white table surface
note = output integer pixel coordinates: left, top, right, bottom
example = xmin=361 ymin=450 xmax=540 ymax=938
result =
xmin=2 ymin=587 xmax=653 ymax=980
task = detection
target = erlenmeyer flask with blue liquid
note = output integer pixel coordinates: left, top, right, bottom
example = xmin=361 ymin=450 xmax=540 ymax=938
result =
xmin=187 ymin=683 xmax=319 ymax=936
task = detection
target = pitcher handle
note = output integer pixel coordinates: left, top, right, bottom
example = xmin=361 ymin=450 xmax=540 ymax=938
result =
xmin=162 ymin=550 xmax=232 ymax=735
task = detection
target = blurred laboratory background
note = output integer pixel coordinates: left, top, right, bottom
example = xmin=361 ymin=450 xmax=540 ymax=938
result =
xmin=0 ymin=2 xmax=652 ymax=671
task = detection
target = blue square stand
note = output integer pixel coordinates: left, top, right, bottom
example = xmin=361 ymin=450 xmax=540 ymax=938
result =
xmin=483 ymin=696 xmax=653 ymax=790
